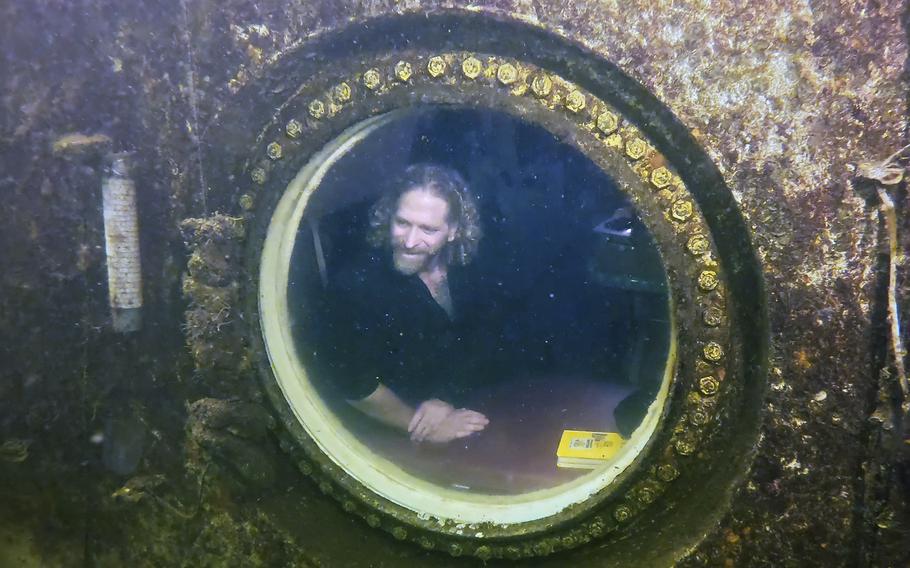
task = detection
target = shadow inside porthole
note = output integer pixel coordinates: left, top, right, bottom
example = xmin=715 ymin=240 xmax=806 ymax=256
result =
xmin=283 ymin=107 xmax=671 ymax=497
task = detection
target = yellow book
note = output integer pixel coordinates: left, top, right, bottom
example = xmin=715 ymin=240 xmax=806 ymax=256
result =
xmin=556 ymin=430 xmax=624 ymax=469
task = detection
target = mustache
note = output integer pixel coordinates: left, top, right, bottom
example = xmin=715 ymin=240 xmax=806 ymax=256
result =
xmin=392 ymin=244 xmax=430 ymax=254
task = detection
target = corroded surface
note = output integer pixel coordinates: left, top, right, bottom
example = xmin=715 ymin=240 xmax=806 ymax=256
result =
xmin=0 ymin=0 xmax=906 ymax=566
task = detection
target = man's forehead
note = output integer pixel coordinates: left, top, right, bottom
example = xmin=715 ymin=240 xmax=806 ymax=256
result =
xmin=395 ymin=188 xmax=451 ymax=220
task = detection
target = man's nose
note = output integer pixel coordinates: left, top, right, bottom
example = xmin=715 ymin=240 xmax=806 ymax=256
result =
xmin=404 ymin=228 xmax=421 ymax=248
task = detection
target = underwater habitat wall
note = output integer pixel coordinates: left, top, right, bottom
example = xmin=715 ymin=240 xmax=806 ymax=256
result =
xmin=1 ymin=1 xmax=908 ymax=566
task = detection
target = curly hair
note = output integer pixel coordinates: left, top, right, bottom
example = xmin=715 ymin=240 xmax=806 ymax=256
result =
xmin=367 ymin=163 xmax=482 ymax=266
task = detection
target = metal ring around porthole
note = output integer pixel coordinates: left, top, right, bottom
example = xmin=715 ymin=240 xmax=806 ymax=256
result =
xmin=240 ymin=49 xmax=738 ymax=559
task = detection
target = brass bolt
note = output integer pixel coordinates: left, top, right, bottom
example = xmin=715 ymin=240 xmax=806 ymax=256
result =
xmin=239 ymin=193 xmax=254 ymax=211
xmin=391 ymin=526 xmax=407 ymax=540
xmin=366 ymin=514 xmax=380 ymax=528
xmin=698 ymin=270 xmax=719 ymax=291
xmin=565 ymin=90 xmax=586 ymax=113
xmin=497 ymin=62 xmax=518 ymax=85
xmin=266 ymin=142 xmax=283 ymax=160
xmin=418 ymin=537 xmax=435 ymax=550
xmin=596 ymin=111 xmax=618 ymax=134
xmin=297 ymin=460 xmax=312 ymax=476
xmin=461 ymin=56 xmax=482 ymax=79
xmin=656 ymin=463 xmax=679 ymax=482
xmin=686 ymin=234 xmax=710 ymax=255
xmin=613 ymin=505 xmax=632 ymax=523
xmin=332 ymin=82 xmax=352 ymax=103
xmin=394 ymin=60 xmax=412 ymax=82
xmin=474 ymin=545 xmax=492 ymax=561
xmin=703 ymin=305 xmax=723 ymax=327
xmin=285 ymin=119 xmax=302 ymax=139
xmin=674 ymin=437 xmax=696 ymax=456
xmin=637 ymin=486 xmax=656 ymax=504
xmin=448 ymin=543 xmax=463 ymax=557
xmin=362 ymin=68 xmax=381 ymax=90
xmin=308 ymin=99 xmax=325 ymax=119
xmin=587 ymin=516 xmax=606 ymax=536
xmin=604 ymin=133 xmax=624 ymax=149
xmin=342 ymin=500 xmax=356 ymax=513
xmin=699 ymin=375 xmax=720 ymax=396
xmin=530 ymin=74 xmax=552 ymax=97
xmin=650 ymin=166 xmax=672 ymax=188
xmin=250 ymin=167 xmax=266 ymax=185
xmin=689 ymin=409 xmax=710 ymax=426
xmin=671 ymin=200 xmax=694 ymax=222
xmin=703 ymin=341 xmax=724 ymax=362
xmin=427 ymin=56 xmax=446 ymax=77
xmin=625 ymin=138 xmax=647 ymax=160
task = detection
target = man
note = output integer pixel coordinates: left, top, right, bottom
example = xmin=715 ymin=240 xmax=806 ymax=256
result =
xmin=320 ymin=163 xmax=491 ymax=444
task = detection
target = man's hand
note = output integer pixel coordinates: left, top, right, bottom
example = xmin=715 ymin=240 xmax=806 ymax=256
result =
xmin=408 ymin=399 xmax=455 ymax=442
xmin=420 ymin=409 xmax=489 ymax=444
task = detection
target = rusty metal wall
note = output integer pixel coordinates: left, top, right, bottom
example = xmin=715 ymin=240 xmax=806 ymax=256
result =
xmin=0 ymin=1 xmax=906 ymax=566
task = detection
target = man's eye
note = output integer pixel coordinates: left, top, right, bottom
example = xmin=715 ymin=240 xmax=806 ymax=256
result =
xmin=423 ymin=228 xmax=439 ymax=235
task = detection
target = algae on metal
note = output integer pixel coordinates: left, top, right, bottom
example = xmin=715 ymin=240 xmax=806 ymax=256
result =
xmin=0 ymin=0 xmax=906 ymax=566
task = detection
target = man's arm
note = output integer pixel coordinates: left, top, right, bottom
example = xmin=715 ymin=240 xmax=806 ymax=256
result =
xmin=349 ymin=385 xmax=488 ymax=443
xmin=349 ymin=385 xmax=459 ymax=439
xmin=347 ymin=383 xmax=415 ymax=432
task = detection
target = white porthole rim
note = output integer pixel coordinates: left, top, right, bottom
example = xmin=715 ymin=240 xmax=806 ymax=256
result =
xmin=258 ymin=107 xmax=677 ymax=526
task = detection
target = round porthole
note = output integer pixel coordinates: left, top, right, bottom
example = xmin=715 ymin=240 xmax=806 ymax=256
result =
xmin=263 ymin=104 xmax=674 ymax=522
xmin=196 ymin=14 xmax=763 ymax=562
xmin=250 ymin=51 xmax=734 ymax=556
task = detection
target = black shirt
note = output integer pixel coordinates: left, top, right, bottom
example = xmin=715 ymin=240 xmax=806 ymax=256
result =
xmin=315 ymin=253 xmax=494 ymax=407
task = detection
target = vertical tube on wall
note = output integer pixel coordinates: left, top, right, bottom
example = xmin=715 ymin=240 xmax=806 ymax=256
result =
xmin=102 ymin=153 xmax=143 ymax=332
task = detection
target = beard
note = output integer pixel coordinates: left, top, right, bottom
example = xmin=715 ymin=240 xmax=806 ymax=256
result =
xmin=392 ymin=249 xmax=431 ymax=275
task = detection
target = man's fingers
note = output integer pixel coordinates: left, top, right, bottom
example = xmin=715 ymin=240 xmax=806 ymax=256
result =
xmin=455 ymin=410 xmax=489 ymax=426
xmin=411 ymin=416 xmax=429 ymax=441
xmin=454 ymin=423 xmax=486 ymax=438
xmin=462 ymin=421 xmax=486 ymax=432
xmin=411 ymin=407 xmax=489 ymax=443
xmin=447 ymin=412 xmax=489 ymax=439
xmin=414 ymin=419 xmax=433 ymax=442
xmin=408 ymin=406 xmax=426 ymax=433
xmin=413 ymin=412 xmax=441 ymax=441
xmin=410 ymin=400 xmax=455 ymax=434
xmin=458 ymin=409 xmax=489 ymax=421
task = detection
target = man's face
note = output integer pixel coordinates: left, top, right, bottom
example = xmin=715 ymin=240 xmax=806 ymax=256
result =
xmin=390 ymin=188 xmax=457 ymax=275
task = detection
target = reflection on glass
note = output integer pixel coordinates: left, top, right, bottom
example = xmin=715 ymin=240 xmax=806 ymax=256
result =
xmin=288 ymin=108 xmax=670 ymax=496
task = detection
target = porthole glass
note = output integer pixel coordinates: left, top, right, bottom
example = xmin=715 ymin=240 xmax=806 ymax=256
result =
xmin=260 ymin=106 xmax=675 ymax=523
